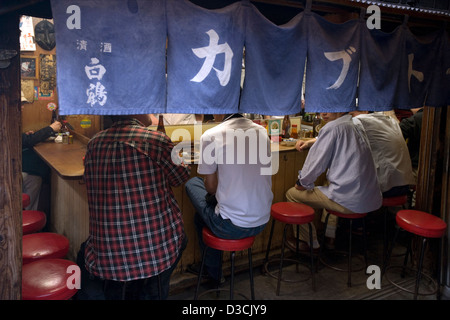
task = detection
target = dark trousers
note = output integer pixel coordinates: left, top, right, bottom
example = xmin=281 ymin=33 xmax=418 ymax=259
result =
xmin=76 ymin=237 xmax=186 ymax=300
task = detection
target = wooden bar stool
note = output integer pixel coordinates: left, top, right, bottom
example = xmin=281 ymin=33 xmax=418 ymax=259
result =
xmin=380 ymin=195 xmax=408 ymax=259
xmin=22 ymin=210 xmax=47 ymax=235
xmin=195 ymin=227 xmax=256 ymax=300
xmin=383 ymin=209 xmax=447 ymax=299
xmin=22 ymin=193 xmax=30 ymax=209
xmin=23 ymin=232 xmax=69 ymax=265
xmin=264 ymin=202 xmax=316 ymax=295
xmin=22 ymin=259 xmax=79 ymax=300
xmin=320 ymin=210 xmax=368 ymax=287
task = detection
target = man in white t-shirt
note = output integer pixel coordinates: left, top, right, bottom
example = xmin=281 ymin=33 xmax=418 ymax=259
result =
xmin=185 ymin=113 xmax=273 ymax=281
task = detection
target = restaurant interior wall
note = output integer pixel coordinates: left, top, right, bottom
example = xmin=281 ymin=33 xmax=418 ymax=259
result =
xmin=20 ymin=17 xmax=102 ymax=137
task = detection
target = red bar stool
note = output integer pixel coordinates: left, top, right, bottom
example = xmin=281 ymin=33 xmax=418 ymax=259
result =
xmin=320 ymin=210 xmax=368 ymax=287
xmin=383 ymin=209 xmax=447 ymax=299
xmin=23 ymin=232 xmax=69 ymax=265
xmin=22 ymin=259 xmax=79 ymax=300
xmin=22 ymin=210 xmax=47 ymax=235
xmin=264 ymin=202 xmax=316 ymax=295
xmin=22 ymin=193 xmax=30 ymax=209
xmin=380 ymin=195 xmax=408 ymax=258
xmin=195 ymin=227 xmax=256 ymax=300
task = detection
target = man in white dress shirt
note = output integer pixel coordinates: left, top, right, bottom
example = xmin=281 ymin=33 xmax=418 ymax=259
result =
xmin=287 ymin=112 xmax=382 ymax=251
xmin=350 ymin=111 xmax=415 ymax=197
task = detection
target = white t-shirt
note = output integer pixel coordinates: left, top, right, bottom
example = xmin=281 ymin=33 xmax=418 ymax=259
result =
xmin=352 ymin=113 xmax=415 ymax=193
xmin=198 ymin=117 xmax=273 ymax=228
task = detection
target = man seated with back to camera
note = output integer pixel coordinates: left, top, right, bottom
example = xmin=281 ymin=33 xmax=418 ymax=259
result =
xmin=79 ymin=113 xmax=190 ymax=300
xmin=185 ymin=113 xmax=274 ymax=282
xmin=287 ymin=112 xmax=382 ymax=251
xmin=349 ymin=111 xmax=415 ymax=198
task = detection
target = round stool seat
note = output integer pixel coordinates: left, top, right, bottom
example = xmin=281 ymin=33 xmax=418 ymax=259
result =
xmin=382 ymin=195 xmax=407 ymax=207
xmin=396 ymin=210 xmax=447 ymax=238
xmin=23 ymin=232 xmax=69 ymax=265
xmin=22 ymin=210 xmax=47 ymax=235
xmin=202 ymin=228 xmax=255 ymax=252
xmin=22 ymin=259 xmax=79 ymax=300
xmin=271 ymin=202 xmax=315 ymax=224
xmin=22 ymin=193 xmax=30 ymax=208
xmin=327 ymin=210 xmax=367 ymax=219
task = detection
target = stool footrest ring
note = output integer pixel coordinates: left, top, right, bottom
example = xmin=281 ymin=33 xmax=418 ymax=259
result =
xmin=264 ymin=258 xmax=312 ymax=283
xmin=320 ymin=251 xmax=366 ymax=273
xmin=384 ymin=265 xmax=438 ymax=296
xmin=197 ymin=288 xmax=250 ymax=300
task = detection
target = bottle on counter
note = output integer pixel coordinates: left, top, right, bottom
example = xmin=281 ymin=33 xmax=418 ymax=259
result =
xmin=312 ymin=113 xmax=321 ymax=137
xmin=291 ymin=124 xmax=298 ymax=139
xmin=157 ymin=115 xmax=166 ymax=134
xmin=282 ymin=115 xmax=291 ymax=139
xmin=51 ymin=110 xmax=57 ymax=124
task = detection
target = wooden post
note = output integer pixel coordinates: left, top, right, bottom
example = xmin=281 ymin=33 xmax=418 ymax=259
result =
xmin=439 ymin=106 xmax=450 ymax=297
xmin=416 ymin=106 xmax=450 ymax=297
xmin=416 ymin=106 xmax=442 ymax=214
xmin=0 ymin=12 xmax=22 ymax=300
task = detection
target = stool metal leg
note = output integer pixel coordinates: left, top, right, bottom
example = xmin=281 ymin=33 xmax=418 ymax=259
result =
xmin=276 ymin=224 xmax=289 ymax=296
xmin=383 ymin=207 xmax=388 ymax=261
xmin=414 ymin=238 xmax=427 ymax=300
xmin=362 ymin=217 xmax=368 ymax=268
xmin=121 ymin=281 xmax=127 ymax=300
xmin=265 ymin=220 xmax=276 ymax=263
xmin=348 ymin=219 xmax=353 ymax=287
xmin=437 ymin=237 xmax=443 ymax=300
xmin=382 ymin=224 xmax=400 ymax=278
xmin=230 ymin=251 xmax=235 ymax=300
xmin=295 ymin=224 xmax=300 ymax=273
xmin=248 ymin=248 xmax=255 ymax=300
xmin=318 ymin=212 xmax=331 ymax=272
xmin=308 ymin=223 xmax=315 ymax=291
xmin=195 ymin=246 xmax=208 ymax=300
xmin=401 ymin=235 xmax=412 ymax=278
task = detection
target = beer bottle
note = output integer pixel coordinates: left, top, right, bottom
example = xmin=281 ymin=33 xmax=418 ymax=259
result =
xmin=282 ymin=115 xmax=291 ymax=139
xmin=312 ymin=113 xmax=321 ymax=137
xmin=51 ymin=110 xmax=57 ymax=124
xmin=157 ymin=115 xmax=166 ymax=134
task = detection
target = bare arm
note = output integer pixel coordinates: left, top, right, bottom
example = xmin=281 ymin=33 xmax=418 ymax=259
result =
xmin=203 ymin=172 xmax=218 ymax=195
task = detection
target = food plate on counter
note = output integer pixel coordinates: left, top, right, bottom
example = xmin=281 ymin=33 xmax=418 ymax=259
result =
xmin=281 ymin=138 xmax=297 ymax=147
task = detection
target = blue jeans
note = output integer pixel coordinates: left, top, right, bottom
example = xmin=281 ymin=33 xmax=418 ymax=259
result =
xmin=185 ymin=177 xmax=266 ymax=280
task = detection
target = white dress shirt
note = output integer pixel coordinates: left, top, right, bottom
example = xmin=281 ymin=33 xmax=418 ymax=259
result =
xmin=352 ymin=113 xmax=415 ymax=193
xmin=299 ymin=114 xmax=382 ymax=213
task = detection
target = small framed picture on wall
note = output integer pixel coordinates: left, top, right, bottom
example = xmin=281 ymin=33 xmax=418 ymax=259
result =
xmin=20 ymin=56 xmax=38 ymax=79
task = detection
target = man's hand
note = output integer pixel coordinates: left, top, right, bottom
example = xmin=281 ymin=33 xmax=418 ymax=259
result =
xmin=295 ymin=138 xmax=316 ymax=152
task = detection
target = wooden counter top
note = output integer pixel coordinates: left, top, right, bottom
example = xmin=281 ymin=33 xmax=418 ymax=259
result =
xmin=33 ymin=139 xmax=86 ymax=179
xmin=33 ymin=137 xmax=303 ymax=179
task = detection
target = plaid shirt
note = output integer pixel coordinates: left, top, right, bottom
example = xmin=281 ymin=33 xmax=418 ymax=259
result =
xmin=83 ymin=119 xmax=190 ymax=281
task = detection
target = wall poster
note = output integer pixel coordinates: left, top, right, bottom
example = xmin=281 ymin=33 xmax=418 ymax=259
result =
xmin=39 ymin=54 xmax=57 ymax=95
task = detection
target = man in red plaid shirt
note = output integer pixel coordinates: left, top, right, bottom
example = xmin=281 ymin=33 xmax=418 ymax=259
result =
xmin=81 ymin=114 xmax=190 ymax=299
